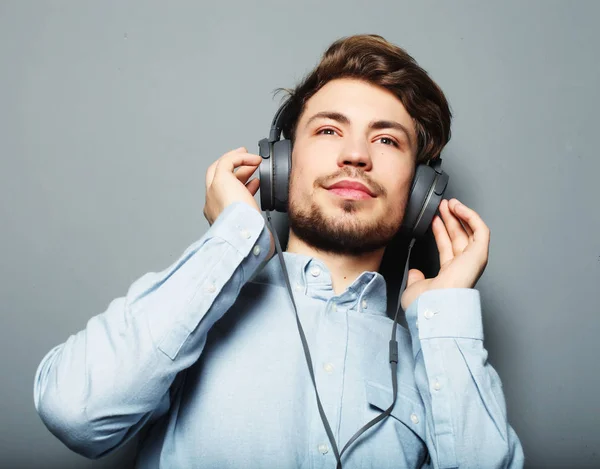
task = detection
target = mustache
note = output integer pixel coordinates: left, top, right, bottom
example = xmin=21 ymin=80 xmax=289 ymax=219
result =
xmin=314 ymin=167 xmax=386 ymax=196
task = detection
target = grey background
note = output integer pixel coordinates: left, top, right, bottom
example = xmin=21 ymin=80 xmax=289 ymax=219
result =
xmin=1 ymin=1 xmax=598 ymax=468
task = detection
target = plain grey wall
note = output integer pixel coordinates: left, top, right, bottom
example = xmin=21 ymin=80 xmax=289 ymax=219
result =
xmin=1 ymin=1 xmax=598 ymax=468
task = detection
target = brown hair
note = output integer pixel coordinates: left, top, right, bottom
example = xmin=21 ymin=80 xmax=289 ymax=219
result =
xmin=277 ymin=34 xmax=452 ymax=164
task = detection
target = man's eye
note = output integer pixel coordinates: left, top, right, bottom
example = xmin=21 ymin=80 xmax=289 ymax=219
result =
xmin=317 ymin=128 xmax=336 ymax=136
xmin=378 ymin=137 xmax=399 ymax=147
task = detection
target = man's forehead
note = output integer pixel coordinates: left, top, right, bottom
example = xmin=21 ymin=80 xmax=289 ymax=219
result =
xmin=299 ymin=79 xmax=415 ymax=130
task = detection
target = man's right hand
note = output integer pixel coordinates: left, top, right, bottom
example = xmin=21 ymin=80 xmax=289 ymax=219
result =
xmin=203 ymin=147 xmax=274 ymax=255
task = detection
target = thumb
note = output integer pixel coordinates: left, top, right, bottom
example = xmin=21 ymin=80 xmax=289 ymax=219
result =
xmin=406 ymin=268 xmax=425 ymax=287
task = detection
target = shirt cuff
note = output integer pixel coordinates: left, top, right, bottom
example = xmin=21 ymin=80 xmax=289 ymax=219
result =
xmin=405 ymin=288 xmax=483 ymax=358
xmin=209 ymin=202 xmax=268 ymax=258
xmin=154 ymin=202 xmax=270 ymax=359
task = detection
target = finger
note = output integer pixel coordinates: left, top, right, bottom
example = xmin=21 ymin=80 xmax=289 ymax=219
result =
xmin=206 ymin=148 xmax=242 ymax=189
xmin=432 ymin=214 xmax=454 ymax=266
xmin=235 ymin=165 xmax=259 ymax=184
xmin=207 ymin=148 xmax=259 ymax=188
xmin=245 ymin=177 xmax=260 ymax=196
xmin=216 ymin=150 xmax=262 ymax=175
xmin=460 ymin=218 xmax=474 ymax=239
xmin=452 ymin=201 xmax=490 ymax=247
xmin=440 ymin=199 xmax=469 ymax=254
xmin=449 ymin=199 xmax=474 ymax=238
xmin=406 ymin=268 xmax=425 ymax=288
xmin=205 ymin=160 xmax=218 ymax=189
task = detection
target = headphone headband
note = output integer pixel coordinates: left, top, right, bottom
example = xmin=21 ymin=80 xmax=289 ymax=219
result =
xmin=269 ymin=99 xmax=292 ymax=143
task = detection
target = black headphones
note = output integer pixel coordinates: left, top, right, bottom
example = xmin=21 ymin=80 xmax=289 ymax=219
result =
xmin=258 ymin=99 xmax=449 ymax=239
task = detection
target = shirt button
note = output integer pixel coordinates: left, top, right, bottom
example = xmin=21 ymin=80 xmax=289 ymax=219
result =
xmin=331 ymin=304 xmax=337 ymax=312
xmin=310 ymin=267 xmax=321 ymax=277
xmin=323 ymin=363 xmax=334 ymax=374
xmin=361 ymin=299 xmax=368 ymax=309
xmin=318 ymin=444 xmax=329 ymax=454
xmin=295 ymin=283 xmax=303 ymax=292
xmin=410 ymin=413 xmax=419 ymax=424
xmin=252 ymin=245 xmax=261 ymax=256
xmin=433 ymin=380 xmax=442 ymax=391
xmin=415 ymin=319 xmax=419 ymax=329
xmin=424 ymin=309 xmax=435 ymax=319
xmin=240 ymin=229 xmax=251 ymax=239
xmin=206 ymin=283 xmax=216 ymax=293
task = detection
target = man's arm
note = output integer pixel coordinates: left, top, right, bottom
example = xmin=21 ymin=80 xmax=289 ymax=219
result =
xmin=405 ymin=288 xmax=525 ymax=469
xmin=33 ymin=201 xmax=271 ymax=459
xmin=34 ymin=146 xmax=268 ymax=458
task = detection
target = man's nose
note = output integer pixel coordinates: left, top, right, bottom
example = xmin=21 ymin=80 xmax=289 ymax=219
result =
xmin=337 ymin=138 xmax=373 ymax=170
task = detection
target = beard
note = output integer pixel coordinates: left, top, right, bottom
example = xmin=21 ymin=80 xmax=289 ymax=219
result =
xmin=288 ymin=170 xmax=403 ymax=255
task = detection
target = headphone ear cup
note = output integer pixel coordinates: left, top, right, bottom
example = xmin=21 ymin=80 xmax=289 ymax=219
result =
xmin=402 ymin=164 xmax=449 ymax=238
xmin=258 ymin=138 xmax=274 ymax=211
xmin=272 ymin=139 xmax=292 ymax=212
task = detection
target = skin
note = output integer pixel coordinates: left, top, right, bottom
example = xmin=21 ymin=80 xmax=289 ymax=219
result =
xmin=204 ymin=78 xmax=490 ymax=310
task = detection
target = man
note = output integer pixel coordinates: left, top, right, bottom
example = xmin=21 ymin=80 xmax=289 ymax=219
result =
xmin=34 ymin=35 xmax=524 ymax=468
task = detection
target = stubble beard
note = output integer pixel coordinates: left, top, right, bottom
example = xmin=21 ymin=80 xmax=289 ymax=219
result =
xmin=288 ymin=192 xmax=402 ymax=255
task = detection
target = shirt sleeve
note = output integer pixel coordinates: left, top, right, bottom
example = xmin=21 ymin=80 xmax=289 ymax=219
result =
xmin=33 ymin=202 xmax=272 ymax=459
xmin=404 ymin=288 xmax=525 ymax=469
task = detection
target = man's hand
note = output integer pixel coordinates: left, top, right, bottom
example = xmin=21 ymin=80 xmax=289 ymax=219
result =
xmin=401 ymin=198 xmax=490 ymax=311
xmin=203 ymin=147 xmax=274 ymax=255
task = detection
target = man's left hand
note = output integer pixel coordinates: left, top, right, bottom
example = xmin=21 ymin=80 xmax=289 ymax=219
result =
xmin=401 ymin=198 xmax=490 ymax=311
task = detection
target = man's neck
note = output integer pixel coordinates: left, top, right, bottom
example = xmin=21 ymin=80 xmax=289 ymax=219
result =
xmin=286 ymin=231 xmax=385 ymax=295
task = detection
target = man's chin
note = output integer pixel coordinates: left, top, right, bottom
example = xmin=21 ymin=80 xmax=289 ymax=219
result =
xmin=288 ymin=219 xmax=395 ymax=255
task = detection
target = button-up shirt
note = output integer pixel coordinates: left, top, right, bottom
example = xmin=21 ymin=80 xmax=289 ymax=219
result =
xmin=34 ymin=202 xmax=524 ymax=468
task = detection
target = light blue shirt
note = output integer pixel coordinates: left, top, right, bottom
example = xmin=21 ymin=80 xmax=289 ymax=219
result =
xmin=34 ymin=201 xmax=524 ymax=468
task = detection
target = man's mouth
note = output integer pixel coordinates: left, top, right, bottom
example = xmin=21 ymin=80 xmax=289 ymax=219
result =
xmin=326 ymin=179 xmax=376 ymax=200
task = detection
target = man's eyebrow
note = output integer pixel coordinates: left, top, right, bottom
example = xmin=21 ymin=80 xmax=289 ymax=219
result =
xmin=304 ymin=111 xmax=350 ymax=128
xmin=304 ymin=111 xmax=414 ymax=150
xmin=369 ymin=119 xmax=414 ymax=149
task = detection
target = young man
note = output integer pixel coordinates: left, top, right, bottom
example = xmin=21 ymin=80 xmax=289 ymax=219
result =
xmin=34 ymin=35 xmax=524 ymax=468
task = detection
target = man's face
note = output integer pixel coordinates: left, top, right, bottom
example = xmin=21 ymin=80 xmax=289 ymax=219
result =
xmin=288 ymin=78 xmax=417 ymax=255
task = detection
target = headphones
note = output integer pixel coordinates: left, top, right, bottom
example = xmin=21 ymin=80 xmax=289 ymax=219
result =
xmin=258 ymin=99 xmax=449 ymax=239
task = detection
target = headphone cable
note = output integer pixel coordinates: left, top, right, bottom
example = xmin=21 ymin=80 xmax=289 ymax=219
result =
xmin=266 ymin=211 xmax=416 ymax=468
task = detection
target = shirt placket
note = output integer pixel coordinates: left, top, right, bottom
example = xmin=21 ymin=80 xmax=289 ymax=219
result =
xmin=299 ymin=261 xmax=340 ymax=468
xmin=306 ymin=296 xmax=348 ymax=469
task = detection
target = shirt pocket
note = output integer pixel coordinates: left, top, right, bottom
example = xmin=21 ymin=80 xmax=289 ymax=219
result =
xmin=364 ymin=379 xmax=427 ymax=443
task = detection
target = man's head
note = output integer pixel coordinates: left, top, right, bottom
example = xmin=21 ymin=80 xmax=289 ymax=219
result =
xmin=280 ymin=34 xmax=452 ymax=255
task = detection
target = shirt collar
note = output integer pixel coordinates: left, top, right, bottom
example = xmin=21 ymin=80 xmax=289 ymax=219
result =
xmin=251 ymin=252 xmax=388 ymax=317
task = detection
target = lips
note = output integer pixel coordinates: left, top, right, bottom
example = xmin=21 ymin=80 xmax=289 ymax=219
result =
xmin=326 ymin=179 xmax=375 ymax=197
